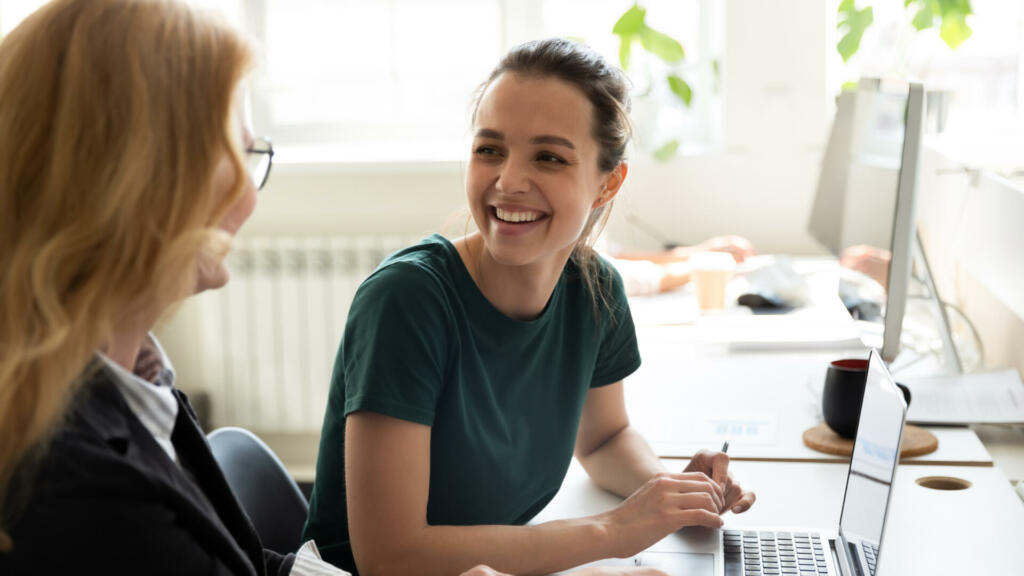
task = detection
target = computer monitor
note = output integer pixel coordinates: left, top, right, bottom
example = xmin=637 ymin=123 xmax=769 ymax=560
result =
xmin=879 ymin=79 xmax=923 ymax=363
xmin=808 ymin=78 xmax=925 ymax=364
xmin=807 ymin=90 xmax=856 ymax=256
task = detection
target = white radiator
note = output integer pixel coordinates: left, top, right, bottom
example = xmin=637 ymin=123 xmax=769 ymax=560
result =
xmin=188 ymin=235 xmax=420 ymax=433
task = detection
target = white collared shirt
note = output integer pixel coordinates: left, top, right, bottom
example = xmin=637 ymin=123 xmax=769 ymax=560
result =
xmin=96 ymin=334 xmax=179 ymax=464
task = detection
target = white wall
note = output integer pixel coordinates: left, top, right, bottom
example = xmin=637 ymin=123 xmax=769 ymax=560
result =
xmin=603 ymin=0 xmax=830 ymax=254
xmin=916 ymin=146 xmax=1024 ymax=376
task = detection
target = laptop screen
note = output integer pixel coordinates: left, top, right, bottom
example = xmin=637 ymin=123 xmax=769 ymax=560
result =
xmin=837 ymin=351 xmax=908 ymax=573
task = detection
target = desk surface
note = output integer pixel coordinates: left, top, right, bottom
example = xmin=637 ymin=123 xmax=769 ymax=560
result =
xmin=625 ymin=325 xmax=993 ymax=466
xmin=973 ymin=424 xmax=1024 ymax=481
xmin=534 ymin=458 xmax=1024 ymax=575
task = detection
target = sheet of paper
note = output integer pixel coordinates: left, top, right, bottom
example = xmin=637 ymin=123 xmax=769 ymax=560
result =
xmin=639 ymin=412 xmax=779 ymax=447
xmin=903 ymin=369 xmax=1024 ymax=425
xmin=697 ymin=313 xmax=866 ymax=351
xmin=695 ymin=413 xmax=779 ymax=445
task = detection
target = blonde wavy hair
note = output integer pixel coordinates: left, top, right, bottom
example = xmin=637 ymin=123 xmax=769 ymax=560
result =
xmin=0 ymin=0 xmax=253 ymax=550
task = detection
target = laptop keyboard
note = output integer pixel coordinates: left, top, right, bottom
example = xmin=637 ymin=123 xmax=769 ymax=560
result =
xmin=862 ymin=541 xmax=878 ymax=575
xmin=724 ymin=530 xmax=830 ymax=576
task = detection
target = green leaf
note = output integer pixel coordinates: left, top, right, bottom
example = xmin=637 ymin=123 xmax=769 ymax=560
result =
xmin=837 ymin=34 xmax=859 ymax=63
xmin=911 ymin=5 xmax=934 ymax=30
xmin=939 ymin=12 xmax=972 ymax=49
xmin=639 ymin=27 xmax=685 ymax=63
xmin=618 ymin=37 xmax=633 ymax=70
xmin=841 ymin=81 xmax=859 ymax=92
xmin=667 ymin=75 xmax=693 ymax=107
xmin=613 ymin=3 xmax=646 ymax=37
xmin=837 ymin=2 xmax=873 ymax=62
xmin=936 ymin=0 xmax=973 ymax=17
xmin=653 ymin=139 xmax=679 ymax=162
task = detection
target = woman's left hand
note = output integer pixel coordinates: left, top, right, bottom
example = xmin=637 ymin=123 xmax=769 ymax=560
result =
xmin=683 ymin=449 xmax=756 ymax=514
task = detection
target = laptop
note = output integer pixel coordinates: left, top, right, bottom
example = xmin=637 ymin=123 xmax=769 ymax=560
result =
xmin=614 ymin=349 xmax=908 ymax=576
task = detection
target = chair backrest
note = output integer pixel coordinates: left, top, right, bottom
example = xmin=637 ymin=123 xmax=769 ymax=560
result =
xmin=207 ymin=427 xmax=309 ymax=554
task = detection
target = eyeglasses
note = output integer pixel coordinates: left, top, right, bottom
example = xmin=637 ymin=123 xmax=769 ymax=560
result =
xmin=246 ymin=137 xmax=274 ymax=190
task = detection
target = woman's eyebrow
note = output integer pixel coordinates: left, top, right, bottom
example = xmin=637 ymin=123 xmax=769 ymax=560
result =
xmin=530 ymin=135 xmax=575 ymax=150
xmin=473 ymin=130 xmax=575 ymax=150
xmin=474 ymin=128 xmax=503 ymax=140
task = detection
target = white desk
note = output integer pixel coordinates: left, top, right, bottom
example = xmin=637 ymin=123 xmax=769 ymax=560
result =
xmin=973 ymin=424 xmax=1024 ymax=482
xmin=625 ymin=325 xmax=992 ymax=466
xmin=535 ymin=458 xmax=1024 ymax=575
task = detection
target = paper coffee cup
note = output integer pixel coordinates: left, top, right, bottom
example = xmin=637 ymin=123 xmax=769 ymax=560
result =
xmin=689 ymin=251 xmax=736 ymax=310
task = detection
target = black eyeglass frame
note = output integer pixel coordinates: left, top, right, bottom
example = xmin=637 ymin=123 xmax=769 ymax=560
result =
xmin=246 ymin=137 xmax=274 ymax=190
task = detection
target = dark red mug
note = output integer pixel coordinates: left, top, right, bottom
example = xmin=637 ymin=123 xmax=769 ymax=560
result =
xmin=822 ymin=358 xmax=911 ymax=439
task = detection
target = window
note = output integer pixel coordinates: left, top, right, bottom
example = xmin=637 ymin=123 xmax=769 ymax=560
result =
xmin=246 ymin=0 xmax=720 ymax=163
xmin=0 ymin=0 xmax=43 ymax=33
xmin=0 ymin=0 xmax=244 ymax=33
xmin=0 ymin=0 xmax=720 ymax=163
xmin=828 ymin=0 xmax=1024 ymax=134
xmin=250 ymin=0 xmax=503 ymax=163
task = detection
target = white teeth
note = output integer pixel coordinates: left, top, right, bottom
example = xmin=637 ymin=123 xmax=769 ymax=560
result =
xmin=496 ymin=207 xmax=541 ymax=223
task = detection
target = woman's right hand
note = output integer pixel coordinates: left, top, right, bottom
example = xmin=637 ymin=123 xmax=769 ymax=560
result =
xmin=458 ymin=565 xmax=669 ymax=576
xmin=600 ymin=471 xmax=725 ymax=558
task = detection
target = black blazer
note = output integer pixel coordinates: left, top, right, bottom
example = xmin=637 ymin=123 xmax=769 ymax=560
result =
xmin=0 ymin=363 xmax=295 ymax=575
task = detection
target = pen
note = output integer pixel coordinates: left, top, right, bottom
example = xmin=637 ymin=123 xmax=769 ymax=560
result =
xmin=718 ymin=440 xmax=731 ymax=514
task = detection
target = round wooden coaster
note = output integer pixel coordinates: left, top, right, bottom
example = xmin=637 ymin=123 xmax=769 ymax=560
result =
xmin=802 ymin=423 xmax=938 ymax=458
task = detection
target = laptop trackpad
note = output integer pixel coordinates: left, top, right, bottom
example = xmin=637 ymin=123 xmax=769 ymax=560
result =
xmin=637 ymin=551 xmax=715 ymax=574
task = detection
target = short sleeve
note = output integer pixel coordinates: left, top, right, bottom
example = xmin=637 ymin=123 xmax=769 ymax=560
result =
xmin=590 ymin=259 xmax=642 ymax=388
xmin=339 ymin=262 xmax=452 ymax=426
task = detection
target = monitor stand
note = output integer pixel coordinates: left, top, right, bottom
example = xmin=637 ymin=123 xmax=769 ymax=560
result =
xmin=912 ymin=228 xmax=963 ymax=374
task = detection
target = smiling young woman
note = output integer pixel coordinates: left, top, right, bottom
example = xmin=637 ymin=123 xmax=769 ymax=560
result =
xmin=302 ymin=38 xmax=755 ymax=576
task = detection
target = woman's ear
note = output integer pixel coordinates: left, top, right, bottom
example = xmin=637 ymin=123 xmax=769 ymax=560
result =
xmin=593 ymin=162 xmax=628 ymax=208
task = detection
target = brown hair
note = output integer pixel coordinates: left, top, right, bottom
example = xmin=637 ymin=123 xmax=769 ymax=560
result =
xmin=472 ymin=38 xmax=633 ymax=312
xmin=0 ymin=0 xmax=253 ymax=550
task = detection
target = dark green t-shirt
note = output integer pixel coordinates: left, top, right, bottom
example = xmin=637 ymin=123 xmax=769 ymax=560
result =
xmin=303 ymin=235 xmax=640 ymax=572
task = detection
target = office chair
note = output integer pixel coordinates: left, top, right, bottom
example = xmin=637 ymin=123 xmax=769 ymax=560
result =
xmin=207 ymin=427 xmax=309 ymax=554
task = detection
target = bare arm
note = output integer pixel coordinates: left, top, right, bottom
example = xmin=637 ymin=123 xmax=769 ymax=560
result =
xmin=614 ymin=236 xmax=755 ymax=265
xmin=346 ymin=411 xmax=613 ymax=576
xmin=573 ymin=381 xmax=665 ymax=497
xmin=569 ymin=381 xmax=727 ymax=555
xmin=347 ymin=392 xmax=729 ymax=575
xmin=573 ymin=382 xmax=755 ymax=519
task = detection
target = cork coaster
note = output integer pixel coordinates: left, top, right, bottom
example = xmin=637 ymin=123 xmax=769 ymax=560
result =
xmin=802 ymin=423 xmax=938 ymax=458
